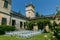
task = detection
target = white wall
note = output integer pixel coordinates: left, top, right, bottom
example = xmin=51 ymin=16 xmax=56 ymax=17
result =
xmin=0 ymin=0 xmax=11 ymax=14
xmin=11 ymin=17 xmax=26 ymax=30
xmin=0 ymin=13 xmax=10 ymax=25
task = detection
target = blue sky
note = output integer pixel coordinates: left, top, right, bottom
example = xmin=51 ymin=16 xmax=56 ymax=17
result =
xmin=11 ymin=0 xmax=60 ymax=16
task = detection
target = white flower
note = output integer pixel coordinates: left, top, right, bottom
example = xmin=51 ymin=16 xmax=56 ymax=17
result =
xmin=44 ymin=35 xmax=47 ymax=38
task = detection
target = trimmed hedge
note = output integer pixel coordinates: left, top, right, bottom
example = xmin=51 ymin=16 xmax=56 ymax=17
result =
xmin=0 ymin=25 xmax=15 ymax=35
xmin=0 ymin=29 xmax=5 ymax=35
xmin=0 ymin=25 xmax=15 ymax=31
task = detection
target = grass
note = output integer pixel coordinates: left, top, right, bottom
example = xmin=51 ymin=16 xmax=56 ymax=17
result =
xmin=0 ymin=33 xmax=51 ymax=40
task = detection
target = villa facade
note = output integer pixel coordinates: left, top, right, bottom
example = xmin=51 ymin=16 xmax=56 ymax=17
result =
xmin=0 ymin=0 xmax=36 ymax=30
xmin=0 ymin=0 xmax=27 ymax=30
xmin=0 ymin=0 xmax=11 ymax=25
xmin=0 ymin=0 xmax=60 ymax=31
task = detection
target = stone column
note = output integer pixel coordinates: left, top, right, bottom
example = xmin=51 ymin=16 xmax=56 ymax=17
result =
xmin=22 ymin=22 xmax=24 ymax=29
xmin=25 ymin=26 xmax=28 ymax=29
xmin=45 ymin=25 xmax=50 ymax=32
xmin=16 ymin=21 xmax=20 ymax=30
xmin=0 ymin=17 xmax=1 ymax=25
xmin=0 ymin=15 xmax=2 ymax=25
xmin=9 ymin=15 xmax=11 ymax=26
xmin=33 ymin=25 xmax=38 ymax=31
xmin=7 ymin=18 xmax=10 ymax=25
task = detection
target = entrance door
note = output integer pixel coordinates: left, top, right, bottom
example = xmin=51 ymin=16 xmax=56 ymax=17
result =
xmin=12 ymin=20 xmax=16 ymax=26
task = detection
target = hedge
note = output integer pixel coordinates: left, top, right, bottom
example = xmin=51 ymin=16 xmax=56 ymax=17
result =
xmin=0 ymin=29 xmax=5 ymax=35
xmin=0 ymin=25 xmax=15 ymax=35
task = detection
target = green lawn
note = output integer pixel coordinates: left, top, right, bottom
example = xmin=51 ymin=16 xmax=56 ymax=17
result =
xmin=0 ymin=33 xmax=51 ymax=40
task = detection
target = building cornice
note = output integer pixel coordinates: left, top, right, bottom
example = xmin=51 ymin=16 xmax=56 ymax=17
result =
xmin=0 ymin=11 xmax=10 ymax=16
xmin=26 ymin=9 xmax=34 ymax=12
xmin=11 ymin=11 xmax=30 ymax=20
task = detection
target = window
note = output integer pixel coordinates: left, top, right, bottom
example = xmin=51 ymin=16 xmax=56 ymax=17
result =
xmin=2 ymin=18 xmax=7 ymax=25
xmin=3 ymin=0 xmax=8 ymax=8
xmin=28 ymin=12 xmax=30 ymax=13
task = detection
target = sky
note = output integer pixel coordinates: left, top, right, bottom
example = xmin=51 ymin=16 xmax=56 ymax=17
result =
xmin=11 ymin=0 xmax=60 ymax=16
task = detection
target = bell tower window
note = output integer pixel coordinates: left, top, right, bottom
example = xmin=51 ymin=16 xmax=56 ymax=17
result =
xmin=3 ymin=0 xmax=8 ymax=8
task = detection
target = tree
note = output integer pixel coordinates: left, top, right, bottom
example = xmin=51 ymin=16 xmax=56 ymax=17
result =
xmin=56 ymin=10 xmax=60 ymax=16
xmin=25 ymin=18 xmax=50 ymax=30
xmin=35 ymin=12 xmax=40 ymax=18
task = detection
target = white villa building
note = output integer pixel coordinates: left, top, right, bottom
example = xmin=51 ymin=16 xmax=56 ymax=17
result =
xmin=0 ymin=0 xmax=36 ymax=30
xmin=0 ymin=0 xmax=60 ymax=31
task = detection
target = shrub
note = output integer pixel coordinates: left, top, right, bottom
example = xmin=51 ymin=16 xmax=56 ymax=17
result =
xmin=9 ymin=26 xmax=15 ymax=31
xmin=0 ymin=25 xmax=15 ymax=31
xmin=0 ymin=29 xmax=5 ymax=35
xmin=0 ymin=25 xmax=15 ymax=35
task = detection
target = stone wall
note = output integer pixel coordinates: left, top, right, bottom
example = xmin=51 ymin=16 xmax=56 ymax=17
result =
xmin=0 ymin=0 xmax=11 ymax=14
xmin=50 ymin=18 xmax=60 ymax=24
xmin=0 ymin=13 xmax=10 ymax=25
xmin=0 ymin=0 xmax=11 ymax=25
xmin=11 ymin=17 xmax=26 ymax=30
xmin=45 ymin=25 xmax=50 ymax=32
xmin=33 ymin=25 xmax=38 ymax=31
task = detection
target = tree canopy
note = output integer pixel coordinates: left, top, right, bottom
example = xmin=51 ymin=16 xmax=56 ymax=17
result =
xmin=35 ymin=12 xmax=40 ymax=18
xmin=56 ymin=10 xmax=60 ymax=16
xmin=25 ymin=18 xmax=50 ymax=30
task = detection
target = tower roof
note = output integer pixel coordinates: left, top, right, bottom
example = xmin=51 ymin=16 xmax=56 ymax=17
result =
xmin=26 ymin=3 xmax=35 ymax=8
